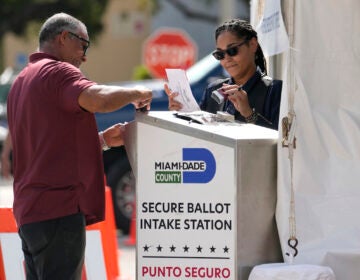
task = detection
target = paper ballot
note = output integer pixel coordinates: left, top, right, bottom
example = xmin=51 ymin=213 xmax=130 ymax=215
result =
xmin=256 ymin=0 xmax=289 ymax=56
xmin=165 ymin=69 xmax=200 ymax=112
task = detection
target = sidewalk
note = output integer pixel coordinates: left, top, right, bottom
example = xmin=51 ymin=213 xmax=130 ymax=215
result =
xmin=0 ymin=179 xmax=13 ymax=208
xmin=117 ymin=234 xmax=136 ymax=280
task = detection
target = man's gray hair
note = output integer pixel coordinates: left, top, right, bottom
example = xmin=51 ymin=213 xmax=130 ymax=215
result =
xmin=39 ymin=13 xmax=87 ymax=46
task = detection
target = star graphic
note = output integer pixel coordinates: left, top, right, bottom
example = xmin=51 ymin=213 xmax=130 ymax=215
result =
xmin=143 ymin=244 xmax=150 ymax=252
xmin=170 ymin=245 xmax=176 ymax=252
xmin=196 ymin=245 xmax=202 ymax=253
xmin=210 ymin=246 xmax=216 ymax=253
xmin=183 ymin=245 xmax=189 ymax=252
xmin=223 ymin=246 xmax=229 ymax=253
xmin=156 ymin=245 xmax=163 ymax=252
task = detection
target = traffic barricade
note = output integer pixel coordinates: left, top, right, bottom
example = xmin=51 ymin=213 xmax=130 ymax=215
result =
xmin=0 ymin=186 xmax=120 ymax=280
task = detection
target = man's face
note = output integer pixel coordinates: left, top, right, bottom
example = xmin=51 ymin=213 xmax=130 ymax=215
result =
xmin=62 ymin=30 xmax=90 ymax=68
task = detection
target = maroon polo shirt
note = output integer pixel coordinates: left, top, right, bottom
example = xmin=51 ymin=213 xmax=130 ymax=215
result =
xmin=7 ymin=52 xmax=105 ymax=226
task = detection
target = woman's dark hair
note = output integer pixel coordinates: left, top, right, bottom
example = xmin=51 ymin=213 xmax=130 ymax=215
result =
xmin=215 ymin=19 xmax=267 ymax=74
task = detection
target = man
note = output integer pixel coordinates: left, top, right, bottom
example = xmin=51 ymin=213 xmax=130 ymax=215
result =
xmin=7 ymin=13 xmax=152 ymax=279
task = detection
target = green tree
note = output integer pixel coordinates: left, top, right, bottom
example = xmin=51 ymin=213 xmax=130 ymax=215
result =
xmin=156 ymin=0 xmax=249 ymax=23
xmin=0 ymin=0 xmax=109 ymax=71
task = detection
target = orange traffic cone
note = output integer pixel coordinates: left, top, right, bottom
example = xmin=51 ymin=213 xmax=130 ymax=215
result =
xmin=0 ymin=208 xmax=18 ymax=280
xmin=86 ymin=186 xmax=120 ymax=279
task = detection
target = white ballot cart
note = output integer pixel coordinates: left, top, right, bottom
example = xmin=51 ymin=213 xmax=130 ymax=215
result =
xmin=124 ymin=111 xmax=282 ymax=280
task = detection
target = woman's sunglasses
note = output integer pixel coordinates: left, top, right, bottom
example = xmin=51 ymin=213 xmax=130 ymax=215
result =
xmin=212 ymin=40 xmax=249 ymax=60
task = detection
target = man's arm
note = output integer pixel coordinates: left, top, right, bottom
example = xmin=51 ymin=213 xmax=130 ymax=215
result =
xmin=78 ymin=84 xmax=152 ymax=113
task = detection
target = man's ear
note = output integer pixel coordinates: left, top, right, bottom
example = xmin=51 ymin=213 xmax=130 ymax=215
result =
xmin=58 ymin=30 xmax=68 ymax=46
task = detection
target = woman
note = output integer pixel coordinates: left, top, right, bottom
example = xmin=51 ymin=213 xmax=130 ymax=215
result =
xmin=166 ymin=19 xmax=282 ymax=130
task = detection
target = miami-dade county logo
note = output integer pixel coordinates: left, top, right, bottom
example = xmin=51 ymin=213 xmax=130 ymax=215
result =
xmin=155 ymin=148 xmax=216 ymax=184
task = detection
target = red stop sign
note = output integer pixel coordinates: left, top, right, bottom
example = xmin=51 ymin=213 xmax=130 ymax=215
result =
xmin=143 ymin=28 xmax=197 ymax=79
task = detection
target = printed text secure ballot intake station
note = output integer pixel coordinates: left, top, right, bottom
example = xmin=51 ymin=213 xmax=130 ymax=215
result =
xmin=141 ymin=202 xmax=231 ymax=214
xmin=140 ymin=202 xmax=232 ymax=230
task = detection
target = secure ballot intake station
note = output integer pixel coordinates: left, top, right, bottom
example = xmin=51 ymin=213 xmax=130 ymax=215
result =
xmin=124 ymin=111 xmax=282 ymax=280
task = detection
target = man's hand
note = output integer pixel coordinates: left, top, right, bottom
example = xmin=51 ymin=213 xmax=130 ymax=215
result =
xmin=132 ymin=86 xmax=152 ymax=110
xmin=101 ymin=123 xmax=127 ymax=148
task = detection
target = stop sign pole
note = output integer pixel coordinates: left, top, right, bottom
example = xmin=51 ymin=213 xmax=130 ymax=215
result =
xmin=143 ymin=28 xmax=198 ymax=79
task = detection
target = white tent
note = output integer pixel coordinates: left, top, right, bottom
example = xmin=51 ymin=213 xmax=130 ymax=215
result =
xmin=252 ymin=0 xmax=360 ymax=278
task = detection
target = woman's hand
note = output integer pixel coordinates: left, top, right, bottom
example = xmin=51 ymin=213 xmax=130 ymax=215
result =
xmin=221 ymin=84 xmax=253 ymax=118
xmin=164 ymin=83 xmax=183 ymax=111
